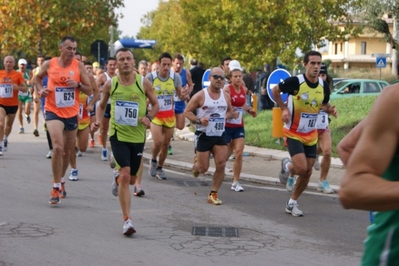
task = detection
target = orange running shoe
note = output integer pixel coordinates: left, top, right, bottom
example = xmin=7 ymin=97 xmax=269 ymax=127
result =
xmin=191 ymin=156 xmax=199 ymax=177
xmin=89 ymin=139 xmax=95 ymax=148
xmin=97 ymin=134 xmax=103 ymax=146
xmin=59 ymin=182 xmax=67 ymax=198
xmin=49 ymin=188 xmax=60 ymax=204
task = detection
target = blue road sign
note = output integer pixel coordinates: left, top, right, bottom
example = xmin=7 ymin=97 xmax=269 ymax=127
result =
xmin=202 ymin=69 xmax=211 ymax=89
xmin=266 ymin=69 xmax=291 ymax=103
xmin=114 ymin=39 xmax=157 ymax=50
xmin=376 ymin=57 xmax=387 ymax=68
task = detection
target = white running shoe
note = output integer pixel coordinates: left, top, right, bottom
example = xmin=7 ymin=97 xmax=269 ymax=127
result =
xmin=111 ymin=169 xmax=119 ymax=197
xmin=101 ymin=148 xmax=108 ymax=161
xmin=286 ymin=176 xmax=295 ymax=192
xmin=231 ymin=182 xmax=244 ymax=192
xmin=285 ymin=202 xmax=304 ymax=217
xmin=123 ymin=219 xmax=136 ymax=235
xmin=317 ymin=180 xmax=334 ymax=194
xmin=46 ymin=149 xmax=53 ymax=159
xmin=68 ymin=169 xmax=78 ymax=181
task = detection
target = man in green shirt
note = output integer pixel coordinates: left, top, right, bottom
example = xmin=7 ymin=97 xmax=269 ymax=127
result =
xmin=338 ymin=83 xmax=399 ymax=265
xmin=92 ymin=48 xmax=158 ymax=236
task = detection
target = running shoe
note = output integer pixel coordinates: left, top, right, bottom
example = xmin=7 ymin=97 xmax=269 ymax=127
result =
xmin=111 ymin=169 xmax=119 ymax=197
xmin=192 ymin=156 xmax=199 ymax=178
xmin=286 ymin=176 xmax=295 ymax=192
xmin=285 ymin=201 xmax=303 ymax=217
xmin=207 ymin=192 xmax=222 ymax=205
xmin=279 ymin=157 xmax=291 ymax=185
xmin=69 ymin=169 xmax=78 ymax=181
xmin=168 ymin=146 xmax=173 ymax=155
xmin=18 ymin=127 xmax=24 ymax=134
xmin=314 ymin=155 xmax=320 ymax=170
xmin=3 ymin=139 xmax=7 ymax=152
xmin=0 ymin=145 xmax=3 ymax=156
xmin=46 ymin=149 xmax=53 ymax=159
xmin=133 ymin=185 xmax=145 ymax=197
xmin=49 ymin=188 xmax=60 ymax=204
xmin=156 ymin=168 xmax=167 ymax=180
xmin=59 ymin=182 xmax=67 ymax=198
xmin=101 ymin=148 xmax=108 ymax=161
xmin=146 ymin=132 xmax=152 ymax=140
xmin=26 ymin=114 xmax=31 ymax=124
xmin=89 ymin=139 xmax=95 ymax=148
xmin=76 ymin=150 xmax=82 ymax=157
xmin=109 ymin=152 xmax=116 ymax=168
xmin=123 ymin=219 xmax=136 ymax=235
xmin=317 ymin=180 xmax=334 ymax=194
xmin=148 ymin=160 xmax=157 ymax=177
xmin=33 ymin=129 xmax=39 ymax=137
xmin=231 ymin=182 xmax=244 ymax=192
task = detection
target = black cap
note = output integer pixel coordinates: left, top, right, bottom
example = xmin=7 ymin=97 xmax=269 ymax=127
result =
xmin=320 ymin=64 xmax=327 ymax=75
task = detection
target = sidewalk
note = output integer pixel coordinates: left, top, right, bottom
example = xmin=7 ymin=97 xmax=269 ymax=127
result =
xmin=143 ymin=127 xmax=345 ymax=192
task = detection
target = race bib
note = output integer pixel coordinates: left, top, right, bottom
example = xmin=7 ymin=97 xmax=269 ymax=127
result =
xmin=297 ymin=112 xmax=318 ymax=133
xmin=227 ymin=107 xmax=243 ymax=125
xmin=157 ymin=95 xmax=173 ymax=111
xmin=316 ymin=111 xmax=329 ymax=130
xmin=0 ymin=84 xmax=13 ymax=98
xmin=206 ymin=117 xmax=225 ymax=137
xmin=115 ymin=101 xmax=139 ymax=126
xmin=55 ymin=87 xmax=75 ymax=108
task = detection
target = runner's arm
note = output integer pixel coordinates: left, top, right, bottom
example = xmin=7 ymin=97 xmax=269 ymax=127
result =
xmin=337 ymin=119 xmax=366 ymax=167
xmin=93 ymin=79 xmax=111 ymax=130
xmin=143 ymin=77 xmax=159 ymax=120
xmin=339 ymin=86 xmax=399 ymax=211
xmin=78 ymin=63 xmax=92 ymax=96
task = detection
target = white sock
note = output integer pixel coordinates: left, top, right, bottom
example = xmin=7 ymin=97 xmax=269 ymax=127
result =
xmin=288 ymin=198 xmax=297 ymax=205
xmin=60 ymin=178 xmax=65 ymax=183
xmin=53 ymin=183 xmax=61 ymax=189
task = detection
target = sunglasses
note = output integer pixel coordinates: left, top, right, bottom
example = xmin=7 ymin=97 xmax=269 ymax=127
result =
xmin=211 ymin=74 xmax=225 ymax=80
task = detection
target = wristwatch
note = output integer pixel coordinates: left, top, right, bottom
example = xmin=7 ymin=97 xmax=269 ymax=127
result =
xmin=146 ymin=115 xmax=153 ymax=122
xmin=196 ymin=119 xmax=201 ymax=125
xmin=77 ymin=82 xmax=82 ymax=89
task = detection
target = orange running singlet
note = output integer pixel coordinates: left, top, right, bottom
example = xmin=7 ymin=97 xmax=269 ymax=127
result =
xmin=0 ymin=70 xmax=25 ymax=106
xmin=45 ymin=57 xmax=81 ymax=118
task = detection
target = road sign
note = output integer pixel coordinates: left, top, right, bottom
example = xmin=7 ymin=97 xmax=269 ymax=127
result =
xmin=371 ymin=53 xmax=390 ymax=58
xmin=90 ymin=40 xmax=108 ymax=60
xmin=202 ymin=69 xmax=211 ymax=89
xmin=114 ymin=39 xmax=157 ymax=51
xmin=266 ymin=69 xmax=291 ymax=104
xmin=376 ymin=57 xmax=387 ymax=68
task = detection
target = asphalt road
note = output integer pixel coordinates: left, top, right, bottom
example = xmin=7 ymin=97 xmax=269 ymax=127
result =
xmin=0 ymin=123 xmax=367 ymax=266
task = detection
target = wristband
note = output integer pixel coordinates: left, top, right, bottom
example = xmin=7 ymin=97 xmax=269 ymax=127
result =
xmin=146 ymin=115 xmax=153 ymax=122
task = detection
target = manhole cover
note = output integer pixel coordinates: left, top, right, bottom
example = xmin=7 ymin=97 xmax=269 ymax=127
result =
xmin=0 ymin=222 xmax=55 ymax=238
xmin=175 ymin=181 xmax=210 ymax=187
xmin=192 ymin=227 xmax=239 ymax=237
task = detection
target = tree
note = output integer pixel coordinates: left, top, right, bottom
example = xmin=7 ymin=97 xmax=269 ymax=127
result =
xmin=136 ymin=0 xmax=361 ymax=71
xmin=0 ymin=0 xmax=124 ymax=60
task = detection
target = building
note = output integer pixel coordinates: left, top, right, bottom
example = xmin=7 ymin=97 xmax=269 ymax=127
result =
xmin=320 ymin=14 xmax=394 ymax=70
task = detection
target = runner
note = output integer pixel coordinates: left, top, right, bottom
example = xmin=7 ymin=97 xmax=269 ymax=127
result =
xmin=184 ymin=67 xmax=238 ymax=205
xmin=314 ymin=64 xmax=335 ymax=194
xmin=146 ymin=52 xmax=188 ymax=180
xmin=224 ymin=61 xmax=257 ymax=192
xmin=34 ymin=36 xmax=92 ymax=204
xmin=31 ymin=55 xmax=45 ymax=137
xmin=0 ymin=55 xmax=27 ymax=155
xmin=92 ymin=48 xmax=159 ymax=235
xmin=16 ymin=59 xmax=33 ymax=134
xmin=272 ymin=51 xmax=337 ymax=216
xmin=96 ymin=58 xmax=117 ymax=161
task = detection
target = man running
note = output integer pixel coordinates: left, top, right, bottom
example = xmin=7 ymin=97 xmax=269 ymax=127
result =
xmin=31 ymin=55 xmax=45 ymax=137
xmin=0 ymin=55 xmax=27 ymax=155
xmin=146 ymin=52 xmax=188 ymax=180
xmin=92 ymin=48 xmax=158 ymax=235
xmin=16 ymin=59 xmax=33 ymax=134
xmin=184 ymin=67 xmax=237 ymax=205
xmin=272 ymin=51 xmax=337 ymax=217
xmin=96 ymin=58 xmax=117 ymax=161
xmin=34 ymin=36 xmax=92 ymax=204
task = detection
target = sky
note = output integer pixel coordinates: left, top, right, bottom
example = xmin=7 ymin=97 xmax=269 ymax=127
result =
xmin=116 ymin=0 xmax=160 ymax=38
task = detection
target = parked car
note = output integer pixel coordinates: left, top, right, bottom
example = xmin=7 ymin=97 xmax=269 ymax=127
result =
xmin=330 ymin=79 xmax=389 ymax=100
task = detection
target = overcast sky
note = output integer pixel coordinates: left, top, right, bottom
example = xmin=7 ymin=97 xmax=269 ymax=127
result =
xmin=116 ymin=0 xmax=160 ymax=38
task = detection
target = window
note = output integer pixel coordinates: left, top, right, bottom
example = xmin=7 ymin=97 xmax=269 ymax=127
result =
xmin=335 ymin=43 xmax=338 ymax=54
xmin=361 ymin=42 xmax=367 ymax=55
xmin=364 ymin=82 xmax=380 ymax=93
xmin=340 ymin=43 xmax=343 ymax=52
